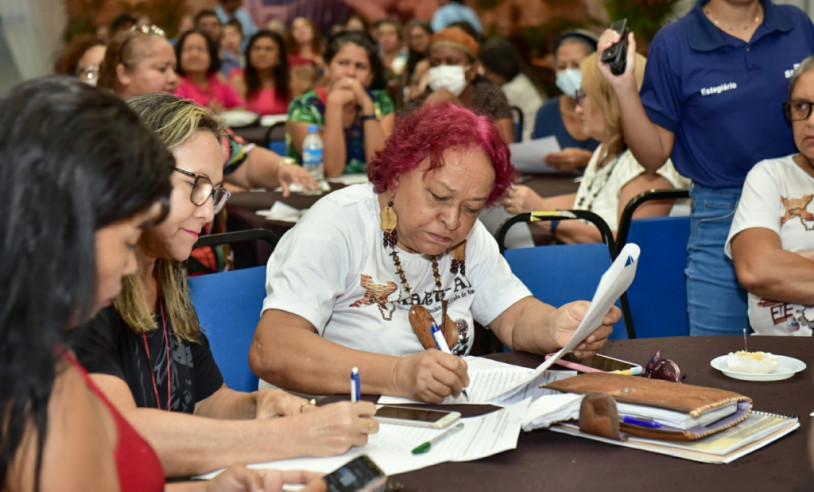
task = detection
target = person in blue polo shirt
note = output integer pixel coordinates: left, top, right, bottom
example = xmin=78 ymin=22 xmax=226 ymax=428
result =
xmin=597 ymin=0 xmax=814 ymax=336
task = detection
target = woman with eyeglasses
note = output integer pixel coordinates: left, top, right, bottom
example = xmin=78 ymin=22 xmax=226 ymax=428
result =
xmin=72 ymin=93 xmax=377 ymax=479
xmin=598 ymin=1 xmax=814 ymax=337
xmin=503 ymin=51 xmax=686 ymax=244
xmin=726 ymin=56 xmax=814 ymax=337
xmin=401 ymin=26 xmax=515 ymax=144
xmin=1 ymin=77 xmax=327 ymax=492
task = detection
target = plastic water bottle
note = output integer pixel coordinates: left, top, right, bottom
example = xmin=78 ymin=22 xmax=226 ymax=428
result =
xmin=302 ymin=124 xmax=324 ymax=182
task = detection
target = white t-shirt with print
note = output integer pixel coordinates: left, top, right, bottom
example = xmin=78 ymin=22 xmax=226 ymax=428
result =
xmin=262 ymin=183 xmax=532 ymax=356
xmin=726 ymin=155 xmax=814 ymax=336
xmin=573 ymin=148 xmax=688 ymax=231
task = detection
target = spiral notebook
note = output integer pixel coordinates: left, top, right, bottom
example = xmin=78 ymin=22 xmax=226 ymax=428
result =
xmin=550 ymin=410 xmax=799 ymax=464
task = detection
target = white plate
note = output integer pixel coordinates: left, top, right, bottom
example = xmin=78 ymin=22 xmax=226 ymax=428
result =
xmin=218 ymin=110 xmax=259 ymax=127
xmin=710 ymin=354 xmax=806 ymax=381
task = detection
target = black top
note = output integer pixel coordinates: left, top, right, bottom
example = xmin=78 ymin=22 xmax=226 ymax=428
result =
xmin=72 ymin=305 xmax=224 ymax=413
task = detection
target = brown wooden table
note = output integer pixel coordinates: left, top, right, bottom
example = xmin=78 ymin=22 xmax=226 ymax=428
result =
xmin=382 ymin=336 xmax=813 ymax=492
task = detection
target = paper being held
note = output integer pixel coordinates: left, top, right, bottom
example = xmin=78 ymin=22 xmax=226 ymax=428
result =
xmin=491 ymin=243 xmax=641 ymax=402
xmin=508 ymin=136 xmax=563 ymax=174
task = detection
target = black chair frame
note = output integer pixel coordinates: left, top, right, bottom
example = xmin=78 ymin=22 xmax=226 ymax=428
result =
xmin=262 ymin=121 xmax=287 ymax=149
xmin=496 ymin=209 xmax=635 ymax=339
xmin=193 ymin=228 xmax=280 ymax=249
xmin=616 ymin=188 xmax=690 ymax=246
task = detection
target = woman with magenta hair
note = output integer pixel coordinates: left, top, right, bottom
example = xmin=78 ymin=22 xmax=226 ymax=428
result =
xmin=250 ymin=102 xmax=620 ymax=404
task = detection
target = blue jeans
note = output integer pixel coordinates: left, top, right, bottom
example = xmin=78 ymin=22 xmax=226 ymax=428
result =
xmin=686 ymin=183 xmax=748 ymax=336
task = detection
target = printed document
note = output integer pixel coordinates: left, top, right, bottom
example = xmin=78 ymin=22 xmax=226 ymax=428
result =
xmin=196 ymin=399 xmax=530 ymax=480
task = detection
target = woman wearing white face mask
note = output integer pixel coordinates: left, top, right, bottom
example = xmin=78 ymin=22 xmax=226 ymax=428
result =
xmin=402 ymin=26 xmax=515 ymax=144
xmin=532 ymin=30 xmax=600 ymax=172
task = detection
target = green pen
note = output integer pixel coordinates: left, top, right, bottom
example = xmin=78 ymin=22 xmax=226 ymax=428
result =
xmin=410 ymin=422 xmax=465 ymax=455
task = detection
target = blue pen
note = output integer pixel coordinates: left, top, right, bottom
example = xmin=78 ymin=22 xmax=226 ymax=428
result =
xmin=622 ymin=416 xmax=662 ymax=428
xmin=430 ymin=324 xmax=469 ymax=401
xmin=350 ymin=367 xmax=361 ymax=402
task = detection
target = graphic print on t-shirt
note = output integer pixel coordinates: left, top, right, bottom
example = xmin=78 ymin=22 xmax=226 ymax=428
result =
xmin=348 ymin=274 xmax=398 ymax=320
xmin=781 ymin=194 xmax=814 ymax=228
xmin=348 ymin=272 xmax=475 ymax=353
xmin=754 ymin=194 xmax=814 ymax=332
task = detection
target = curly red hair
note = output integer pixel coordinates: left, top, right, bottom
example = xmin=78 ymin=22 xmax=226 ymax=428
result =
xmin=368 ymin=103 xmax=514 ymax=206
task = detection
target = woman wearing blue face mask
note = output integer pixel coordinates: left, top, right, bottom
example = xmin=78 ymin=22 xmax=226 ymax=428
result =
xmin=401 ymin=26 xmax=515 ymax=144
xmin=532 ymin=30 xmax=600 ymax=172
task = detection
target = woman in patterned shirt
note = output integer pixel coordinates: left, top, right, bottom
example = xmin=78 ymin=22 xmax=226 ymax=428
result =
xmin=286 ymin=31 xmax=395 ymax=176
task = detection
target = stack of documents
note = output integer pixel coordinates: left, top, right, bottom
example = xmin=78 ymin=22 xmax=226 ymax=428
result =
xmin=550 ymin=410 xmax=799 ymax=464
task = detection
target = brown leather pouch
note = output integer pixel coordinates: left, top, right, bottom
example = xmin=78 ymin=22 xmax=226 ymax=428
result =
xmin=546 ymin=373 xmax=753 ymax=441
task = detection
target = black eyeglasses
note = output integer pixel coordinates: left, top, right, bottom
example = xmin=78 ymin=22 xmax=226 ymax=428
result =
xmin=575 ymin=88 xmax=586 ymax=106
xmin=783 ymin=99 xmax=814 ymax=122
xmin=173 ymin=168 xmax=231 ymax=213
xmin=642 ymin=350 xmax=685 ymax=383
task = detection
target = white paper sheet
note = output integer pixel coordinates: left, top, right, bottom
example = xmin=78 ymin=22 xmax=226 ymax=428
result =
xmin=508 ymin=136 xmax=563 ymax=173
xmin=489 ymin=243 xmax=640 ymax=402
xmin=255 ymin=201 xmax=306 ymax=222
xmin=196 ymin=399 xmax=530 ymax=480
xmin=378 ymin=357 xmax=575 ymax=406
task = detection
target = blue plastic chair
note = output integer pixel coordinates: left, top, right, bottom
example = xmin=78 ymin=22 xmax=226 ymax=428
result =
xmin=496 ymin=210 xmax=633 ymax=340
xmin=616 ymin=189 xmax=691 ymax=338
xmin=188 ymin=265 xmax=267 ymax=392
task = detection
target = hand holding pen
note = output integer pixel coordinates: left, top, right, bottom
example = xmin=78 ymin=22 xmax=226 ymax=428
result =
xmin=431 ymin=324 xmax=470 ymax=401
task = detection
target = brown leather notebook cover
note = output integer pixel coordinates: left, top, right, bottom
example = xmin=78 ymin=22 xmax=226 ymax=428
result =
xmin=544 ymin=373 xmax=753 ymax=441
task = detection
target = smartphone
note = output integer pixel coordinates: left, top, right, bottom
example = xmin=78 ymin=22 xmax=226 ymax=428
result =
xmin=374 ymin=405 xmax=461 ymax=429
xmin=323 ymin=455 xmax=387 ymax=492
xmin=600 ymin=19 xmax=629 ymax=75
xmin=546 ymin=352 xmax=643 ymax=374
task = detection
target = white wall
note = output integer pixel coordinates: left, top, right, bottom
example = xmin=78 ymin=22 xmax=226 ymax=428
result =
xmin=0 ymin=0 xmax=67 ymax=93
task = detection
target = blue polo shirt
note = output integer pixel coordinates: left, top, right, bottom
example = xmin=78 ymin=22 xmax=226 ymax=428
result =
xmin=641 ymin=0 xmax=814 ymax=187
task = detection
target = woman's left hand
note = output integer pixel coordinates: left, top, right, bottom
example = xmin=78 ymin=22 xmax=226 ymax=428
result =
xmin=254 ymin=388 xmax=312 ymax=419
xmin=277 ymin=160 xmax=319 ymax=197
xmin=502 ymin=185 xmax=546 ymax=215
xmin=551 ymin=301 xmax=619 ymax=358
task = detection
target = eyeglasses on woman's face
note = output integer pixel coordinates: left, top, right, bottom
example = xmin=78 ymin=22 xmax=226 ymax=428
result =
xmin=575 ymin=88 xmax=586 ymax=106
xmin=783 ymin=99 xmax=814 ymax=122
xmin=173 ymin=168 xmax=230 ymax=213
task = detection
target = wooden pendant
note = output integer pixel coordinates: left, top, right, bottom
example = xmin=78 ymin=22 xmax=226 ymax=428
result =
xmin=409 ymin=304 xmax=460 ymax=350
xmin=380 ymin=204 xmax=397 ymax=233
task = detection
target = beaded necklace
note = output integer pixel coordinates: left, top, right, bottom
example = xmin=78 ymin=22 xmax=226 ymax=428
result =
xmin=388 ymin=246 xmax=458 ymax=350
xmin=390 ymin=250 xmax=443 ymax=306
xmin=576 ymin=148 xmax=621 ymax=212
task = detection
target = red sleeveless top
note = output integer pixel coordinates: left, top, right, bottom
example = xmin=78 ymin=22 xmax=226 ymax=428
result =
xmin=63 ymin=352 xmax=165 ymax=492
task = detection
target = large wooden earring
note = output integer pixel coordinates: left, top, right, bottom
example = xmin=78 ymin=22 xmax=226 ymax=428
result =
xmin=381 ymin=199 xmax=398 ymax=248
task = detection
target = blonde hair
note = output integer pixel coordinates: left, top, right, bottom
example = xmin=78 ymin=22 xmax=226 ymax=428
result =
xmin=580 ymin=51 xmax=646 ymax=158
xmin=116 ymin=93 xmax=224 ymax=343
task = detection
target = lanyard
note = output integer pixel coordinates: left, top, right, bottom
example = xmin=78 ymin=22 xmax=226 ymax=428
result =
xmin=141 ymin=299 xmax=172 ymax=411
